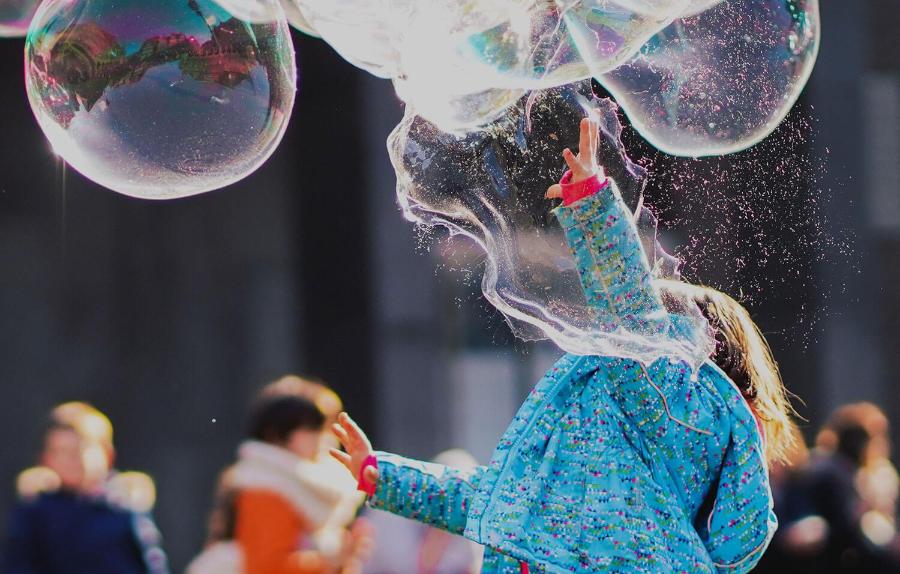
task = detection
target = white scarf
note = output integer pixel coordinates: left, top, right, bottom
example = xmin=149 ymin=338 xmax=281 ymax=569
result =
xmin=229 ymin=441 xmax=361 ymax=534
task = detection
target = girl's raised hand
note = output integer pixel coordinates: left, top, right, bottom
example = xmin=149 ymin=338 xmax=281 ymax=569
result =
xmin=330 ymin=412 xmax=379 ymax=486
xmin=546 ymin=116 xmax=606 ymax=200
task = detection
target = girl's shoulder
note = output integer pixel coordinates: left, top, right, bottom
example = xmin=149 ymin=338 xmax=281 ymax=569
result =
xmin=587 ymin=355 xmax=752 ymax=440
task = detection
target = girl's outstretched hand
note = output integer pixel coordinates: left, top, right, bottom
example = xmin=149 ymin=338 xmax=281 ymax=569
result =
xmin=330 ymin=412 xmax=379 ymax=486
xmin=546 ymin=116 xmax=606 ymax=200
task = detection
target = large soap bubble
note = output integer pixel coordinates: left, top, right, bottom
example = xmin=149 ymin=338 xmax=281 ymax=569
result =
xmin=390 ymin=0 xmax=681 ymax=131
xmin=391 ymin=80 xmax=712 ymax=368
xmin=598 ymin=0 xmax=820 ymax=156
xmin=291 ymin=0 xmax=818 ymax=156
xmin=0 ymin=0 xmax=39 ymax=37
xmin=25 ymin=0 xmax=296 ymax=199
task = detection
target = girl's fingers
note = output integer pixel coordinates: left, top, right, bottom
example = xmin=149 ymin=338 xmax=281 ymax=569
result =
xmin=338 ymin=412 xmax=372 ymax=450
xmin=332 ymin=423 xmax=350 ymax=447
xmin=329 ymin=447 xmax=352 ymax=469
xmin=562 ymin=148 xmax=578 ymax=172
xmin=545 ymin=184 xmax=563 ymax=199
xmin=589 ymin=117 xmax=599 ymax=156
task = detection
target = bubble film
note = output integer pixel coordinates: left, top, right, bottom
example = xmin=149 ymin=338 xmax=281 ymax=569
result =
xmin=212 ymin=0 xmax=284 ymax=24
xmin=25 ymin=0 xmax=296 ymax=199
xmin=292 ymin=0 xmax=818 ymax=155
xmin=389 ymin=0 xmax=682 ymax=130
xmin=279 ymin=0 xmax=318 ymax=36
xmin=0 ymin=0 xmax=39 ymax=37
xmin=598 ymin=0 xmax=820 ymax=156
xmin=209 ymin=0 xmax=319 ymax=35
xmin=391 ymin=81 xmax=712 ymax=367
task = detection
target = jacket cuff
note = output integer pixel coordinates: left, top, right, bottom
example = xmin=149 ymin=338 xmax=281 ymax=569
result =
xmin=560 ymin=170 xmax=609 ymax=206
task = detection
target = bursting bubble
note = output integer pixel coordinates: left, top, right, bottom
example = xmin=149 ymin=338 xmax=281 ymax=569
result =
xmin=597 ymin=0 xmax=821 ymax=156
xmin=281 ymin=0 xmax=820 ymax=357
xmin=391 ymin=81 xmax=713 ymax=368
xmin=0 ymin=0 xmax=39 ymax=37
xmin=25 ymin=0 xmax=296 ymax=199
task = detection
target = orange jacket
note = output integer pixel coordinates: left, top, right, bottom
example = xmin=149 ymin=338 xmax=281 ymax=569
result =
xmin=235 ymin=489 xmax=332 ymax=574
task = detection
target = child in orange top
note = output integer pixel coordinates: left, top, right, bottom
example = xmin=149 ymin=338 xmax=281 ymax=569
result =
xmin=189 ymin=379 xmax=370 ymax=574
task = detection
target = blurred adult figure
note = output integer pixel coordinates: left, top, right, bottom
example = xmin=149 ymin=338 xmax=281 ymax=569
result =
xmin=188 ymin=376 xmax=370 ymax=574
xmin=3 ymin=401 xmax=168 ymax=574
xmin=362 ymin=449 xmax=484 ymax=574
xmin=800 ymin=402 xmax=900 ymax=572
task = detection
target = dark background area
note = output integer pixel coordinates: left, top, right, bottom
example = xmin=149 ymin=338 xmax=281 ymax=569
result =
xmin=0 ymin=2 xmax=898 ymax=570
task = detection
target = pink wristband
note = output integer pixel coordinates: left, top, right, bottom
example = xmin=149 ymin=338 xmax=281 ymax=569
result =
xmin=358 ymin=454 xmax=378 ymax=496
xmin=559 ymin=170 xmax=609 ymax=206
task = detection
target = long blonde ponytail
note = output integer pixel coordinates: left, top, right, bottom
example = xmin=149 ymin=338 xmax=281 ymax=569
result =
xmin=661 ymin=280 xmax=799 ymax=463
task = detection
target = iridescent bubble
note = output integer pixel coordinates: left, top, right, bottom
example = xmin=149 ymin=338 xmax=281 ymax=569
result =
xmin=391 ymin=81 xmax=712 ymax=367
xmin=0 ymin=0 xmax=39 ymax=37
xmin=25 ymin=0 xmax=296 ymax=199
xmin=293 ymin=0 xmax=687 ymax=128
xmin=596 ymin=0 xmax=820 ymax=156
xmin=291 ymin=0 xmax=817 ymax=155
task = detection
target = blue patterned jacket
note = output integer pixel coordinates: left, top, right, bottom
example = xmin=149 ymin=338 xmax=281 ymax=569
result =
xmin=370 ymin=179 xmax=776 ymax=573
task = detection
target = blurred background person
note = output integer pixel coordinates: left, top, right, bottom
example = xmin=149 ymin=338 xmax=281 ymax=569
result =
xmin=188 ymin=376 xmax=370 ymax=574
xmin=362 ymin=449 xmax=483 ymax=574
xmin=3 ymin=401 xmax=167 ymax=574
xmin=794 ymin=402 xmax=900 ymax=572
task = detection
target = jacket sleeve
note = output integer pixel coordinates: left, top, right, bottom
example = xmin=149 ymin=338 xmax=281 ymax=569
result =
xmin=368 ymin=452 xmax=484 ymax=535
xmin=697 ymin=408 xmax=777 ymax=573
xmin=552 ymin=176 xmax=669 ymax=335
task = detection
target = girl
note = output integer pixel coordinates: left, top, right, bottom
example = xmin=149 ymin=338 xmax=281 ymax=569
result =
xmin=332 ymin=117 xmax=795 ymax=573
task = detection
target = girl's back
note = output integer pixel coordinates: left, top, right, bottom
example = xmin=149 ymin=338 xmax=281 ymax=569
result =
xmin=453 ymin=351 xmax=772 ymax=573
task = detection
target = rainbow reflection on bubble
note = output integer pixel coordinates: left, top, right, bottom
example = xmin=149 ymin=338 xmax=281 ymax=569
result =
xmin=25 ymin=0 xmax=296 ymax=199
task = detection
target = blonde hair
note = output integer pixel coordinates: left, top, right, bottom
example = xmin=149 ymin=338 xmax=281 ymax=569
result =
xmin=661 ymin=280 xmax=799 ymax=463
xmin=51 ymin=401 xmax=114 ymax=454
